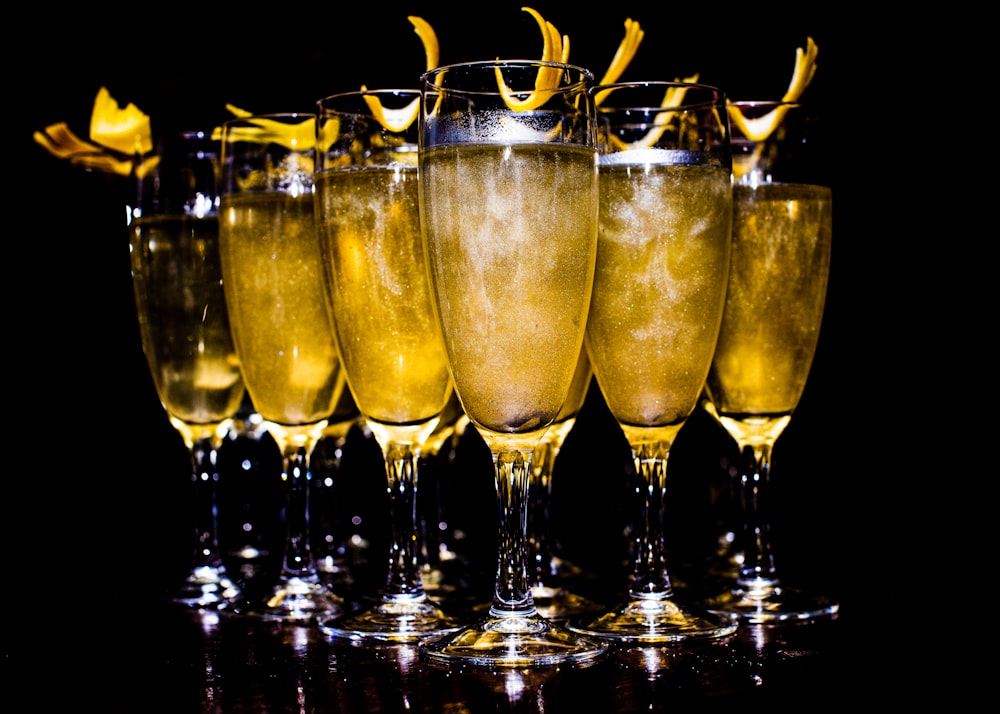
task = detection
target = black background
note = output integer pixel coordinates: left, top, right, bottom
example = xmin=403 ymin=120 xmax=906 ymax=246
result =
xmin=10 ymin=0 xmax=913 ymax=698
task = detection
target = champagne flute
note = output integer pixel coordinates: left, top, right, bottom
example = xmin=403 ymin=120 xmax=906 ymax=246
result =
xmin=571 ymin=81 xmax=738 ymax=642
xmin=417 ymin=60 xmax=608 ymax=667
xmin=701 ymin=100 xmax=837 ymax=623
xmin=129 ymin=130 xmax=246 ymax=609
xmin=218 ymin=113 xmax=348 ymax=622
xmin=314 ymin=89 xmax=461 ymax=641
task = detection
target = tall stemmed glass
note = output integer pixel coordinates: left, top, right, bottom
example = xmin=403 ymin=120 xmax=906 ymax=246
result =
xmin=417 ymin=60 xmax=608 ymax=667
xmin=314 ymin=89 xmax=461 ymax=641
xmin=571 ymin=81 xmax=738 ymax=642
xmin=218 ymin=113 xmax=348 ymax=622
xmin=701 ymin=100 xmax=837 ymax=623
xmin=129 ymin=130 xmax=246 ymax=609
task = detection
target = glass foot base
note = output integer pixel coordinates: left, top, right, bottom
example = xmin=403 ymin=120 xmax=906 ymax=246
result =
xmin=571 ymin=597 xmax=739 ymax=643
xmin=420 ymin=613 xmax=608 ymax=668
xmin=703 ymin=584 xmax=840 ymax=624
xmin=319 ymin=597 xmax=462 ymax=642
xmin=171 ymin=565 xmax=241 ymax=610
xmin=238 ymin=575 xmax=344 ymax=623
xmin=533 ymin=588 xmax=605 ymax=624
xmin=475 ymin=587 xmax=604 ymax=624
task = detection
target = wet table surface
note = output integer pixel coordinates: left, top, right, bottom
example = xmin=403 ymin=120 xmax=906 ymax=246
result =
xmin=69 ymin=597 xmax=853 ymax=712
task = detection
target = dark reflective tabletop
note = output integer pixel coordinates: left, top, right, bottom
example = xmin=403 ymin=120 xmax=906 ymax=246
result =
xmin=9 ymin=389 xmax=909 ymax=712
xmin=77 ymin=598 xmax=849 ymax=711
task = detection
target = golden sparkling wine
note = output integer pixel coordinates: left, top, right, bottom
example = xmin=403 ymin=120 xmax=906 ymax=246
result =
xmin=218 ymin=192 xmax=342 ymax=425
xmin=419 ymin=142 xmax=599 ymax=435
xmin=130 ymin=215 xmax=244 ymax=424
xmin=705 ymin=183 xmax=833 ymax=426
xmin=316 ymin=165 xmax=451 ymax=425
xmin=586 ymin=159 xmax=733 ymax=428
xmin=557 ymin=347 xmax=593 ymax=423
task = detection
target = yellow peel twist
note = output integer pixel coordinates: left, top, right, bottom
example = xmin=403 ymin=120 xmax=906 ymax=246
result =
xmin=32 ymin=86 xmax=158 ymax=176
xmin=495 ymin=7 xmax=570 ymax=111
xmin=606 ymin=74 xmax=702 ymax=152
xmin=89 ymin=86 xmax=153 ymax=156
xmin=728 ymin=37 xmax=818 ymax=142
xmin=364 ymin=16 xmax=440 ymax=132
xmin=593 ymin=18 xmax=645 ymax=106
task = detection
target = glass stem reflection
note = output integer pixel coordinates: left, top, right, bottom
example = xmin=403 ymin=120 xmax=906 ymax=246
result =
xmin=491 ymin=448 xmax=535 ymax=617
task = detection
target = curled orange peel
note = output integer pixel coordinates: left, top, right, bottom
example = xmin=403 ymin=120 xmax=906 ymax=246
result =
xmin=496 ymin=7 xmax=570 ymax=111
xmin=89 ymin=86 xmax=153 ymax=156
xmin=212 ymin=108 xmax=317 ymax=151
xmin=728 ymin=37 xmax=818 ymax=142
xmin=34 ymin=121 xmax=103 ymax=159
xmin=223 ymin=103 xmax=253 ymax=119
xmin=32 ymin=86 xmax=158 ymax=177
xmin=605 ymin=74 xmax=703 ymax=152
xmin=593 ymin=18 xmax=645 ymax=107
xmin=362 ymin=16 xmax=439 ymax=132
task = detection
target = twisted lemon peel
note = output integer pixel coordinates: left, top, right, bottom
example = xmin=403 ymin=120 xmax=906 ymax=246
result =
xmin=494 ymin=7 xmax=570 ymax=111
xmin=593 ymin=18 xmax=645 ymax=107
xmin=32 ymin=86 xmax=158 ymax=176
xmin=605 ymin=74 xmax=703 ymax=152
xmin=363 ymin=16 xmax=439 ymax=132
xmin=495 ymin=8 xmax=644 ymax=113
xmin=211 ymin=112 xmax=316 ymax=150
xmin=727 ymin=37 xmax=818 ymax=142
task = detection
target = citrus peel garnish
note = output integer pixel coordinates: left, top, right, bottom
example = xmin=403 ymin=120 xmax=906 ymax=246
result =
xmin=34 ymin=121 xmax=107 ymax=159
xmin=362 ymin=88 xmax=419 ymax=134
xmin=89 ymin=86 xmax=153 ymax=156
xmin=605 ymin=74 xmax=702 ymax=152
xmin=211 ymin=111 xmax=316 ymax=151
xmin=222 ymin=103 xmax=253 ymax=119
xmin=32 ymin=86 xmax=158 ymax=177
xmin=363 ymin=16 xmax=439 ymax=132
xmin=728 ymin=37 xmax=818 ymax=142
xmin=495 ymin=7 xmax=570 ymax=111
xmin=593 ymin=18 xmax=645 ymax=106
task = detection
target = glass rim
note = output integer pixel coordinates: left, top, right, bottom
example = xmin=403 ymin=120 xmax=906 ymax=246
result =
xmin=316 ymin=88 xmax=421 ymax=120
xmin=174 ymin=129 xmax=214 ymax=141
xmin=220 ymin=112 xmax=316 ymax=126
xmin=727 ymin=99 xmax=803 ymax=110
xmin=421 ymin=59 xmax=594 ymax=90
xmin=591 ymin=80 xmax=726 ymax=111
xmin=318 ymin=88 xmax=420 ymax=105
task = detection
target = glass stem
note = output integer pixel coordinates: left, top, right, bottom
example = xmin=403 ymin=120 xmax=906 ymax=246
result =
xmin=490 ymin=449 xmax=535 ymax=617
xmin=527 ymin=439 xmax=555 ymax=587
xmin=188 ymin=432 xmax=226 ymax=572
xmin=313 ymin=424 xmax=354 ymax=573
xmin=382 ymin=441 xmax=426 ymax=600
xmin=279 ymin=442 xmax=317 ymax=579
xmin=736 ymin=442 xmax=778 ymax=588
xmin=629 ymin=441 xmax=673 ymax=598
